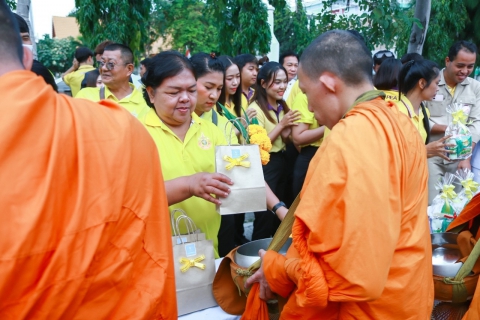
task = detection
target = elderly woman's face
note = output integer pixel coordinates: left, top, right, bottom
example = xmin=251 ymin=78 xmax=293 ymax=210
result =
xmin=147 ymin=69 xmax=197 ymax=127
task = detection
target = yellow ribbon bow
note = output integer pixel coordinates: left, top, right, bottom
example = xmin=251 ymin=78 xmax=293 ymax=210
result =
xmin=461 ymin=178 xmax=479 ymax=200
xmin=441 ymin=184 xmax=457 ymax=200
xmin=223 ymin=154 xmax=251 ymax=170
xmin=452 ymin=110 xmax=468 ymax=125
xmin=179 ymin=255 xmax=206 ymax=273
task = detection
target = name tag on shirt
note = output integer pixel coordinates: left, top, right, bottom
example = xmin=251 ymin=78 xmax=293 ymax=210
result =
xmin=433 ymin=94 xmax=444 ymax=101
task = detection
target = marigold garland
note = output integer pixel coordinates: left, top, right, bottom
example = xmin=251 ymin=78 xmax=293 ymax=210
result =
xmin=248 ymin=124 xmax=272 ymax=165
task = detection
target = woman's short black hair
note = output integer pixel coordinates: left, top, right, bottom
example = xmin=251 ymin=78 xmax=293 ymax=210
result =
xmin=373 ymin=58 xmax=402 ymax=90
xmin=141 ymin=50 xmax=195 ymax=108
xmin=84 ymin=69 xmax=100 ymax=88
xmin=190 ymin=52 xmax=224 ymax=79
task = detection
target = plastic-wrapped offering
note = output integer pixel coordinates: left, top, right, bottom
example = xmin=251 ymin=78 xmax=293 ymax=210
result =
xmin=445 ymin=103 xmax=472 ymax=160
xmin=454 ymin=169 xmax=479 ymax=211
xmin=429 ymin=173 xmax=458 ymax=233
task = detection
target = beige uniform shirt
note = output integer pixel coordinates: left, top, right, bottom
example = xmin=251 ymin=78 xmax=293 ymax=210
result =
xmin=425 ymin=69 xmax=480 ymax=143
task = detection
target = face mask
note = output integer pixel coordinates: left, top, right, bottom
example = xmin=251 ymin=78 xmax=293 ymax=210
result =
xmin=23 ymin=44 xmax=33 ymax=52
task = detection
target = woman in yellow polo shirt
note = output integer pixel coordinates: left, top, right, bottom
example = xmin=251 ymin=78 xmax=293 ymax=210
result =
xmin=398 ymin=58 xmax=453 ymax=159
xmin=217 ymin=55 xmax=243 ymax=117
xmin=248 ymin=62 xmax=300 ymax=240
xmin=373 ymin=58 xmax=402 ymax=102
xmin=140 ymin=50 xmax=233 ymax=258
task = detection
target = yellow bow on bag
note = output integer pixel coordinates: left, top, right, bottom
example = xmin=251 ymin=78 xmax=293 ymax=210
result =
xmin=179 ymin=255 xmax=206 ymax=273
xmin=452 ymin=110 xmax=468 ymax=125
xmin=223 ymin=154 xmax=250 ymax=170
xmin=461 ymin=178 xmax=479 ymax=200
xmin=441 ymin=184 xmax=457 ymax=200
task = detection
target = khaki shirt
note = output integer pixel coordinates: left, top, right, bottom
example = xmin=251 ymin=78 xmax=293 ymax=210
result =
xmin=425 ymin=69 xmax=480 ymax=143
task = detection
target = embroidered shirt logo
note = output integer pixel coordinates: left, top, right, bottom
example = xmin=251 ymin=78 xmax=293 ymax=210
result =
xmin=198 ymin=133 xmax=212 ymax=150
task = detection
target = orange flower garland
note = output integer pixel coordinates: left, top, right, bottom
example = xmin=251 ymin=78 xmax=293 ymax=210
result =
xmin=248 ymin=124 xmax=272 ymax=165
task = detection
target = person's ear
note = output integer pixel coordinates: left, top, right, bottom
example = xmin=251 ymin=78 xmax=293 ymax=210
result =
xmin=445 ymin=56 xmax=450 ymax=68
xmin=22 ymin=46 xmax=33 ymax=70
xmin=126 ymin=63 xmax=134 ymax=76
xmin=419 ymin=78 xmax=427 ymax=90
xmin=146 ymin=86 xmax=155 ymax=104
xmin=319 ymin=73 xmax=336 ymax=93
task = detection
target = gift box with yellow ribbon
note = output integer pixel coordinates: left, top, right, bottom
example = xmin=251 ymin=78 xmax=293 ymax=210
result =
xmin=170 ymin=209 xmax=217 ymax=315
xmin=215 ymin=143 xmax=267 ymax=215
xmin=445 ymin=103 xmax=473 ymax=161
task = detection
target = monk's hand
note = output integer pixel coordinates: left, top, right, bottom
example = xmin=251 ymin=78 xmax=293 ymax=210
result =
xmin=188 ymin=173 xmax=233 ymax=205
xmin=245 ymin=249 xmax=274 ymax=301
xmin=458 ymin=158 xmax=472 ymax=171
xmin=426 ymin=135 xmax=455 ymax=160
xmin=279 ymin=110 xmax=301 ymax=128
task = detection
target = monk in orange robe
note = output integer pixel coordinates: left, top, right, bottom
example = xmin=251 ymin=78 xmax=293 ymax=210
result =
xmin=246 ymin=30 xmax=433 ymax=319
xmin=0 ymin=4 xmax=176 ymax=319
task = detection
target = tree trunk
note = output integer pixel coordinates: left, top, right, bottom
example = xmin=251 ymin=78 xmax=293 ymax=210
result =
xmin=407 ymin=0 xmax=431 ymax=54
xmin=16 ymin=0 xmax=37 ymax=58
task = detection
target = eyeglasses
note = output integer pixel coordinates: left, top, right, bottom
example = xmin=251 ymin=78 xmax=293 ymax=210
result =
xmin=97 ymin=61 xmax=129 ymax=71
xmin=374 ymin=51 xmax=394 ymax=59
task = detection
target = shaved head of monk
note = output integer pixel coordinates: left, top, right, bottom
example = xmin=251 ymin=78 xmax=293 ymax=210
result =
xmin=0 ymin=0 xmax=33 ymax=74
xmin=298 ymin=30 xmax=374 ymax=129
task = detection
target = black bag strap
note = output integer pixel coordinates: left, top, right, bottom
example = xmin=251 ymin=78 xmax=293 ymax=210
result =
xmin=420 ymin=102 xmax=430 ymax=144
xmin=212 ymin=109 xmax=218 ymax=126
xmin=99 ymin=86 xmax=105 ymax=100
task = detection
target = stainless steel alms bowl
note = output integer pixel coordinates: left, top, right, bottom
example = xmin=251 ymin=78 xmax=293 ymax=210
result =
xmin=235 ymin=238 xmax=293 ymax=268
xmin=431 ymin=233 xmax=463 ymax=277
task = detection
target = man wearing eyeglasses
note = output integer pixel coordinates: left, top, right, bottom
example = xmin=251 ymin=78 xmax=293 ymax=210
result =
xmin=76 ymin=43 xmax=149 ymax=118
xmin=373 ymin=50 xmax=395 ymax=73
xmin=62 ymin=47 xmax=96 ymax=97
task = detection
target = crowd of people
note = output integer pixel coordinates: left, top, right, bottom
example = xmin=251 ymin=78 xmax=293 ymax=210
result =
xmin=1 ymin=0 xmax=480 ymax=318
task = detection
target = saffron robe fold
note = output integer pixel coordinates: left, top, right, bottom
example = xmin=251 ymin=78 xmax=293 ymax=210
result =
xmin=0 ymin=71 xmax=176 ymax=319
xmin=263 ymin=97 xmax=434 ymax=319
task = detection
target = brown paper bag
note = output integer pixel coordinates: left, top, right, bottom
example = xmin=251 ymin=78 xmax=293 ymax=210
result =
xmin=215 ymin=144 xmax=267 ymax=214
xmin=171 ymin=209 xmax=217 ymax=316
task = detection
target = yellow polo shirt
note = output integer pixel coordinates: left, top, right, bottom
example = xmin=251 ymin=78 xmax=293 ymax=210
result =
xmin=200 ymin=109 xmax=238 ymax=145
xmin=397 ymin=95 xmax=429 ymax=143
xmin=383 ymin=89 xmax=399 ymax=102
xmin=249 ymin=101 xmax=285 ymax=153
xmin=291 ymin=91 xmax=323 ymax=148
xmin=241 ymin=88 xmax=255 ymax=109
xmin=63 ymin=65 xmax=96 ymax=97
xmin=76 ymin=84 xmax=149 ymax=118
xmin=138 ymin=109 xmax=227 ymax=258
xmin=286 ymin=80 xmax=301 ymax=108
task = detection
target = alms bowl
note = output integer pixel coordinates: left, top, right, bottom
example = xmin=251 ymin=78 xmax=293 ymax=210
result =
xmin=235 ymin=238 xmax=292 ymax=268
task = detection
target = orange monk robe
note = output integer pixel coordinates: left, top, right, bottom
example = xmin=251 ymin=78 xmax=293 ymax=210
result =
xmin=263 ymin=97 xmax=434 ymax=319
xmin=463 ymin=280 xmax=480 ymax=320
xmin=0 ymin=70 xmax=176 ymax=319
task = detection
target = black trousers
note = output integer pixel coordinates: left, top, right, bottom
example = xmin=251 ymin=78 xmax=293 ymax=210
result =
xmin=252 ymin=152 xmax=287 ymax=241
xmin=283 ymin=142 xmax=299 ymax=207
xmin=217 ymin=214 xmax=236 ymax=257
xmin=292 ymin=146 xmax=319 ymax=196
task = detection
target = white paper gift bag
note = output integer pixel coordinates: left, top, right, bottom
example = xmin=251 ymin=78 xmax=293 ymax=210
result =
xmin=171 ymin=209 xmax=217 ymax=315
xmin=215 ymin=144 xmax=267 ymax=214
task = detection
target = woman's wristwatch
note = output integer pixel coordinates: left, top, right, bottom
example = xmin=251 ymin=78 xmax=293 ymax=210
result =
xmin=271 ymin=201 xmax=286 ymax=215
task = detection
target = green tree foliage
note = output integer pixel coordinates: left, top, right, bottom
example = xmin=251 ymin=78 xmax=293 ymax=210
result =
xmin=462 ymin=0 xmax=480 ymax=47
xmin=37 ymin=35 xmax=80 ymax=76
xmin=315 ymin=0 xmax=417 ymax=52
xmin=207 ymin=0 xmax=274 ymax=56
xmin=150 ymin=0 xmax=218 ymax=54
xmin=274 ymin=0 xmax=311 ymax=55
xmin=395 ymin=0 xmax=468 ymax=67
xmin=74 ymin=0 xmax=151 ymax=63
xmin=7 ymin=0 xmax=16 ymax=10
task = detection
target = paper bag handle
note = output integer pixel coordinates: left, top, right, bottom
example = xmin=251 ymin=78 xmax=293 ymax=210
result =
xmin=170 ymin=209 xmax=200 ymax=244
xmin=225 ymin=117 xmax=249 ymax=146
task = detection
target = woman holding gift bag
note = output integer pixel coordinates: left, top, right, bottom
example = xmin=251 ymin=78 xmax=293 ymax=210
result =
xmin=189 ymin=52 xmax=239 ymax=257
xmin=398 ymin=59 xmax=455 ymax=159
xmin=139 ymin=50 xmax=233 ymax=258
xmin=248 ymin=62 xmax=301 ymax=240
